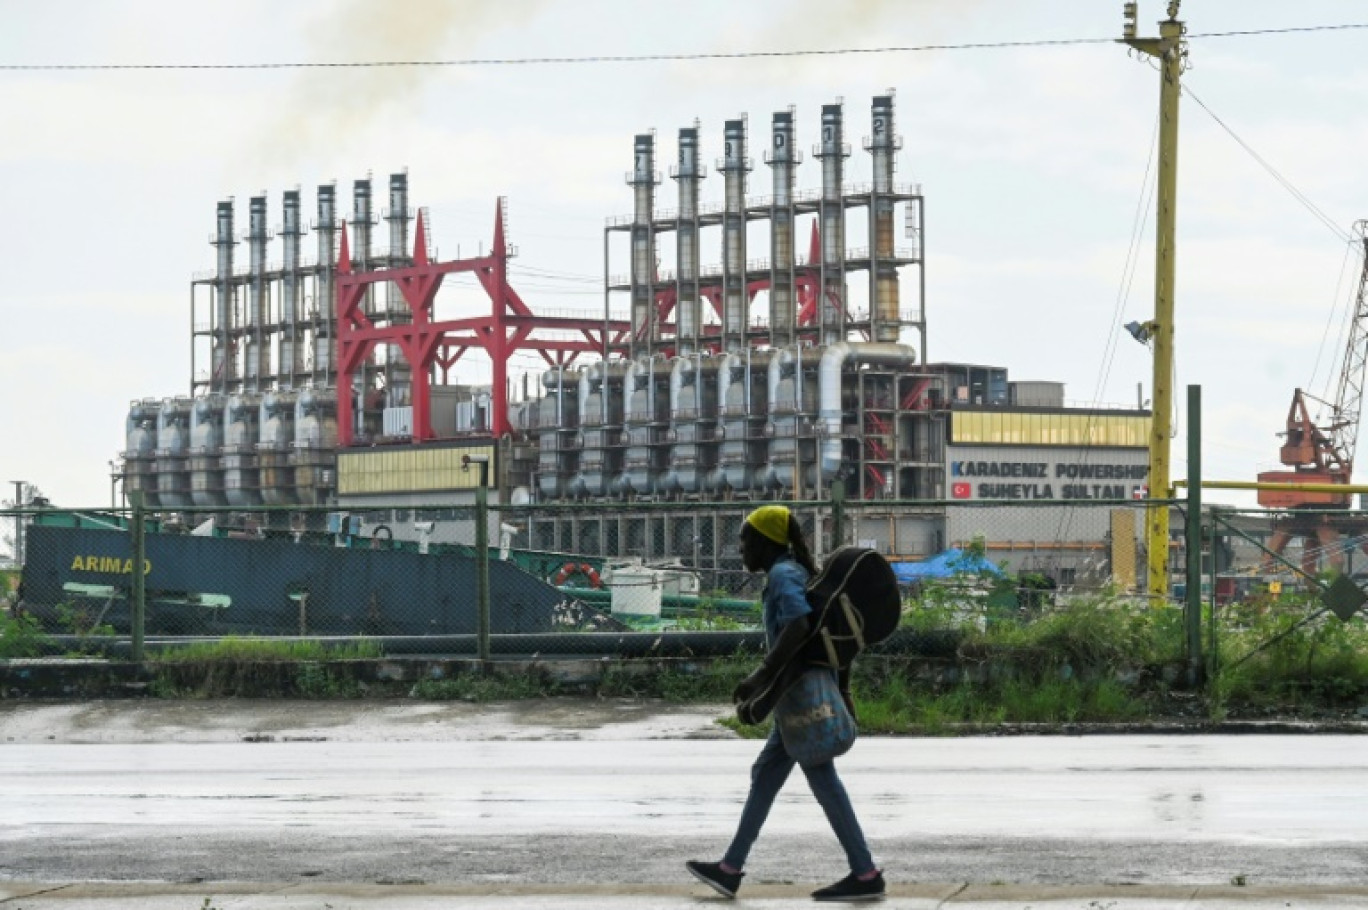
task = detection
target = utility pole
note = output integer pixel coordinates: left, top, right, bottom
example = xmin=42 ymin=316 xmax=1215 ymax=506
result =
xmin=1121 ymin=1 xmax=1187 ymax=599
xmin=9 ymin=480 xmax=24 ymax=567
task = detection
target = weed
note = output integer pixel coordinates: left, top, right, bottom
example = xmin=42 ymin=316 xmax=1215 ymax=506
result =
xmin=295 ymin=663 xmax=361 ymax=698
xmin=598 ymin=653 xmax=756 ymax=701
xmin=149 ymin=637 xmax=383 ymax=663
xmin=1210 ymin=596 xmax=1368 ymax=714
xmin=716 ymin=715 xmax=773 ymax=738
xmin=148 ymin=672 xmax=184 ymax=698
xmin=410 ymin=672 xmax=551 ymax=701
xmin=0 ymin=609 xmax=49 ymax=659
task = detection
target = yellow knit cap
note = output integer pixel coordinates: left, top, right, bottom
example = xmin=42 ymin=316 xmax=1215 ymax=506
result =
xmin=744 ymin=505 xmax=791 ymax=546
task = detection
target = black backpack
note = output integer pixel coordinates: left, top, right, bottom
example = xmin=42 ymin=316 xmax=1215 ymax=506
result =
xmin=735 ymin=546 xmax=902 ymax=725
xmin=800 ymin=546 xmax=901 ymax=670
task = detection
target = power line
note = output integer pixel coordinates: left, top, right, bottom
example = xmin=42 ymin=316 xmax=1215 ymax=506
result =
xmin=1182 ymin=83 xmax=1350 ymax=244
xmin=3 ymin=24 xmax=1367 ymax=71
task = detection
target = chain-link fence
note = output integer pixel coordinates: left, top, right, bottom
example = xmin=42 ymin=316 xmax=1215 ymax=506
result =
xmin=1187 ymin=506 xmax=1368 ymax=681
xmin=2 ymin=494 xmax=1201 ymax=661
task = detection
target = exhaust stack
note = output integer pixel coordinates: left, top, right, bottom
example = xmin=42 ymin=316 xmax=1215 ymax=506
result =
xmin=385 ymin=172 xmax=412 ymax=406
xmin=280 ymin=189 xmax=306 ymax=387
xmin=245 ymin=195 xmax=269 ymax=391
xmin=719 ymin=117 xmax=751 ymax=353
xmin=867 ymin=93 xmax=902 ymax=343
xmin=212 ymin=200 xmax=237 ymax=393
xmin=767 ymin=108 xmax=799 ymax=347
xmin=815 ymin=102 xmax=849 ymax=344
xmin=672 ymin=126 xmax=704 ymax=356
xmin=628 ymin=133 xmax=659 ymax=359
xmin=312 ymin=183 xmax=337 ymax=385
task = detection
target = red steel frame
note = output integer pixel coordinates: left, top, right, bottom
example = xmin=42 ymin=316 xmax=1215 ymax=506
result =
xmin=626 ymin=222 xmax=843 ymax=354
xmin=335 ymin=199 xmax=630 ymax=445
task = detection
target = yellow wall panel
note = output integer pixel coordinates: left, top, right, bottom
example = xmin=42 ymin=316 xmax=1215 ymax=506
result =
xmin=952 ymin=412 xmax=1151 ymax=448
xmin=338 ymin=444 xmax=496 ymax=495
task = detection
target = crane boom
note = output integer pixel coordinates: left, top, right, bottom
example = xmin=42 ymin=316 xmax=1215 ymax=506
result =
xmin=1328 ymin=220 xmax=1368 ymax=474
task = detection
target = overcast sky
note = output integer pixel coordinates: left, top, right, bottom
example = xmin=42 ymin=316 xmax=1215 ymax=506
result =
xmin=3 ymin=0 xmax=1368 ymax=510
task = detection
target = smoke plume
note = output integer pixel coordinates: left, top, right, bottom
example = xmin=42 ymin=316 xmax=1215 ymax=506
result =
xmin=255 ymin=0 xmax=547 ymax=169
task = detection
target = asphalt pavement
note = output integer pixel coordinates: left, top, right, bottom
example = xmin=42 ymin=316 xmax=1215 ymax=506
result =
xmin=1 ymin=699 xmax=1365 ymax=908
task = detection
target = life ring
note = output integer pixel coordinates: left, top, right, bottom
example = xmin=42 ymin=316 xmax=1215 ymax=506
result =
xmin=553 ymin=561 xmax=602 ymax=588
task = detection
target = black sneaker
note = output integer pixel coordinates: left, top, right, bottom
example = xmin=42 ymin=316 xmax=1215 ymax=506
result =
xmin=686 ymin=860 xmax=743 ymax=899
xmin=812 ymin=870 xmax=886 ymax=902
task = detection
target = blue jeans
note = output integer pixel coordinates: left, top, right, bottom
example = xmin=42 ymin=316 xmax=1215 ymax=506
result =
xmin=722 ymin=726 xmax=876 ymax=875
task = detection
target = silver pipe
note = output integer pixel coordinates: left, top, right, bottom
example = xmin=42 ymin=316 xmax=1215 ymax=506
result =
xmin=352 ymin=178 xmax=374 ymax=437
xmin=815 ymin=102 xmax=849 ymax=345
xmin=386 ymin=172 xmax=412 ymax=406
xmin=868 ymin=93 xmax=901 ymax=343
xmin=246 ymin=195 xmax=269 ymax=391
xmin=212 ymin=200 xmax=236 ymax=393
xmin=672 ymin=125 xmax=703 ymax=355
xmin=189 ymin=394 xmax=226 ymax=507
xmin=313 ymin=184 xmax=337 ymax=385
xmin=556 ymin=362 xmax=565 ymax=427
xmin=352 ymin=178 xmax=374 ymax=305
xmin=767 ymin=108 xmax=799 ymax=347
xmin=628 ymin=134 xmax=658 ymax=359
xmin=280 ymin=189 xmax=305 ymax=388
xmin=817 ymin=341 xmax=917 ymax=480
xmin=719 ymin=117 xmax=750 ymax=353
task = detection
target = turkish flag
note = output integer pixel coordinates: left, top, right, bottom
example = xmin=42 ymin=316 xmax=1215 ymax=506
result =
xmin=952 ymin=482 xmax=972 ymax=499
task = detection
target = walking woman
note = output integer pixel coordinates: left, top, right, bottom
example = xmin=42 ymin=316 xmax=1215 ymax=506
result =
xmin=687 ymin=505 xmax=885 ymax=902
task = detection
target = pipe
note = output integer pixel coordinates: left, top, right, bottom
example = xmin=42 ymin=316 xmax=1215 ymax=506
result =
xmin=673 ymin=125 xmax=703 ymax=355
xmin=628 ymin=133 xmax=658 ymax=359
xmin=385 ymin=172 xmax=412 ymax=407
xmin=313 ymin=183 xmax=337 ymax=386
xmin=817 ymin=342 xmax=917 ymax=480
xmin=212 ymin=200 xmax=236 ymax=394
xmin=719 ymin=117 xmax=750 ymax=352
xmin=280 ymin=189 xmax=306 ymax=388
xmin=868 ymin=93 xmax=901 ymax=344
xmin=188 ymin=394 xmax=227 ymax=508
xmin=246 ymin=195 xmax=269 ymax=391
xmin=70 ymin=625 xmax=950 ymax=660
xmin=815 ymin=102 xmax=849 ymax=344
xmin=765 ymin=345 xmax=822 ymax=492
xmin=353 ymin=178 xmax=375 ymax=439
xmin=767 ymin=108 xmax=799 ymax=347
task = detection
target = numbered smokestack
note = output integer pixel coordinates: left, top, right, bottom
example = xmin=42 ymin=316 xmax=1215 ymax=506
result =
xmin=815 ymin=102 xmax=849 ymax=344
xmin=868 ymin=93 xmax=902 ymax=343
xmin=719 ymin=117 xmax=751 ymax=353
xmin=313 ymin=183 xmax=336 ymax=385
xmin=352 ymin=178 xmax=374 ymax=314
xmin=245 ymin=195 xmax=269 ymax=390
xmin=628 ymin=133 xmax=659 ymax=359
xmin=212 ymin=200 xmax=237 ymax=393
xmin=672 ymin=125 xmax=704 ymax=355
xmin=767 ymin=108 xmax=799 ymax=347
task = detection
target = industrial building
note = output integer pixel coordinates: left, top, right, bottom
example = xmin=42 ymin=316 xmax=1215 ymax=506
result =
xmin=119 ymin=92 xmax=1151 ymax=588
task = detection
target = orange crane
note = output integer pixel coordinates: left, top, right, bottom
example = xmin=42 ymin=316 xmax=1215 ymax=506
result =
xmin=1259 ymin=221 xmax=1368 ymax=574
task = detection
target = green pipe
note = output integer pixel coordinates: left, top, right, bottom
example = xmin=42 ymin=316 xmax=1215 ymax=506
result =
xmin=556 ymin=585 xmax=758 ymax=614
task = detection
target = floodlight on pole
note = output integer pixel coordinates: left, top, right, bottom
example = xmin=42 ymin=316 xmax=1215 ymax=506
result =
xmin=1125 ymin=320 xmax=1156 ymax=345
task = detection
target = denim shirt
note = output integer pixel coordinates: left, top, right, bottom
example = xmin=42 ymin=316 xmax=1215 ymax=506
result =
xmin=761 ymin=553 xmax=812 ymax=647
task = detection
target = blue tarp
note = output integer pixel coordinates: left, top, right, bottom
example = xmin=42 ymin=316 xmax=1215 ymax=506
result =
xmin=892 ymin=548 xmax=1004 ymax=584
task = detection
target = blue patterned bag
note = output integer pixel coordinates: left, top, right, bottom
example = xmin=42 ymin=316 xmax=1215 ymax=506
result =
xmin=773 ymin=668 xmax=857 ymax=767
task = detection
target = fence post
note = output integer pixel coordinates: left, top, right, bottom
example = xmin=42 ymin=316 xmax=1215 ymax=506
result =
xmin=474 ymin=465 xmax=491 ymax=663
xmin=1184 ymin=384 xmax=1203 ymax=686
xmin=129 ymin=490 xmax=146 ymax=663
xmin=830 ymin=479 xmax=846 ymax=554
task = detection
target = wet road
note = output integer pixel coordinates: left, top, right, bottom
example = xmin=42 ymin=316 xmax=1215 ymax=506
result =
xmin=0 ymin=701 xmax=1365 ymax=888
